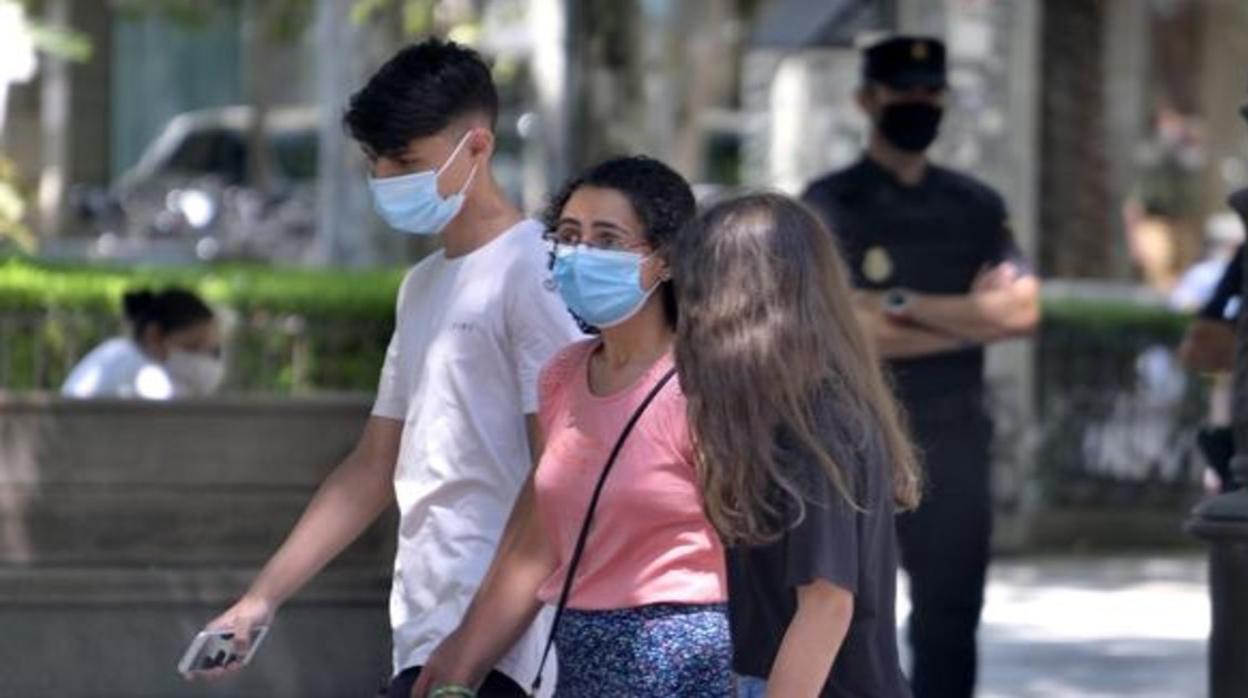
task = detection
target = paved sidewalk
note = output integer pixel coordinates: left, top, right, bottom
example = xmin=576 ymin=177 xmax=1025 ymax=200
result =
xmin=898 ymin=554 xmax=1209 ymax=698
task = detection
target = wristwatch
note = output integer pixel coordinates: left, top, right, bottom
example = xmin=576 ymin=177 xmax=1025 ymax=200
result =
xmin=884 ymin=288 xmax=912 ymax=313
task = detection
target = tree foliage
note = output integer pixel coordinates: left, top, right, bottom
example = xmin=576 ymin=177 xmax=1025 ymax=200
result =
xmin=0 ymin=156 xmax=34 ymax=253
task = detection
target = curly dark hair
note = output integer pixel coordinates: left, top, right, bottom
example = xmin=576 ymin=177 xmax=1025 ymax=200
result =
xmin=541 ymin=156 xmax=696 ymax=332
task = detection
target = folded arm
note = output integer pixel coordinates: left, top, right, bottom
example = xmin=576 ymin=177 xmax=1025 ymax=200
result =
xmin=854 ymin=301 xmax=966 ymax=360
xmin=900 ymin=271 xmax=1040 ymax=344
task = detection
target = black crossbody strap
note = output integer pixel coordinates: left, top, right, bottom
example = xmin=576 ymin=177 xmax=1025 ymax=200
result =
xmin=528 ymin=366 xmax=678 ymax=695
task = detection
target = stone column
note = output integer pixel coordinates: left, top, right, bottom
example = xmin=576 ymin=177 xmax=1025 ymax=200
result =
xmin=36 ymin=0 xmax=70 ymax=238
xmin=741 ymin=47 xmax=864 ymax=194
xmin=313 ymin=0 xmax=384 ymax=266
xmin=526 ymin=0 xmax=574 ymax=211
xmin=1103 ymin=0 xmax=1150 ymax=278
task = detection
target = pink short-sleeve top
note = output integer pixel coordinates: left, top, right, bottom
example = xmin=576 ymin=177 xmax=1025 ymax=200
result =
xmin=533 ymin=340 xmax=727 ymax=610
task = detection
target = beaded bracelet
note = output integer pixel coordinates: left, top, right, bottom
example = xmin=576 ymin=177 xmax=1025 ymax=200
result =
xmin=430 ymin=685 xmax=476 ymax=698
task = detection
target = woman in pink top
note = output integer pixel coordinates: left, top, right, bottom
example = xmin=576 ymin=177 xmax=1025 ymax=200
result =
xmin=413 ymin=157 xmax=729 ymax=698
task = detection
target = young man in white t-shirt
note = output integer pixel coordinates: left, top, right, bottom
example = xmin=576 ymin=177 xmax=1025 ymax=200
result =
xmin=189 ymin=39 xmax=580 ymax=697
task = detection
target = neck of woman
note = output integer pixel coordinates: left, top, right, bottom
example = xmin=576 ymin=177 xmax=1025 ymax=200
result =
xmin=596 ymin=300 xmax=673 ymax=370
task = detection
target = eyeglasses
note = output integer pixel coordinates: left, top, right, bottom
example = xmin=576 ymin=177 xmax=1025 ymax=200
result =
xmin=542 ymin=229 xmax=651 ymax=255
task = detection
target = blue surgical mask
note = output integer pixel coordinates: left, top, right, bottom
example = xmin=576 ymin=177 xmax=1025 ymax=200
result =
xmin=552 ymin=244 xmax=660 ymax=329
xmin=368 ymin=132 xmax=478 ymax=235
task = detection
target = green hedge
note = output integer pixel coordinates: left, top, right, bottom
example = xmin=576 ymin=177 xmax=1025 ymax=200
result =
xmin=0 ymin=257 xmax=404 ymax=314
xmin=1037 ymin=295 xmax=1188 ymax=397
xmin=0 ymin=257 xmax=405 ymax=393
xmin=1039 ymin=296 xmax=1188 ymax=338
xmin=0 ymin=259 xmax=1204 ymax=400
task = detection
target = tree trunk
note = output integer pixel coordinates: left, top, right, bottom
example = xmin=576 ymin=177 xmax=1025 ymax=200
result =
xmin=313 ymin=0 xmax=395 ymax=266
xmin=526 ymin=0 xmax=575 ymax=209
xmin=37 ymin=0 xmax=71 ymax=239
xmin=667 ymin=0 xmax=736 ymax=180
xmin=567 ymin=0 xmax=644 ymax=169
xmin=1039 ymin=0 xmax=1114 ymax=278
xmin=0 ymin=83 xmax=9 ymax=137
xmin=245 ymin=0 xmax=275 ymax=195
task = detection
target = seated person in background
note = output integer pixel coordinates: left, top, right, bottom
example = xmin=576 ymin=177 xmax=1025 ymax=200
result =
xmin=1179 ymin=244 xmax=1242 ymax=492
xmin=62 ymin=287 xmax=224 ymax=399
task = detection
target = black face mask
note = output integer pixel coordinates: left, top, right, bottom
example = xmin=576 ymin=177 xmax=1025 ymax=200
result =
xmin=878 ymin=102 xmax=944 ymax=153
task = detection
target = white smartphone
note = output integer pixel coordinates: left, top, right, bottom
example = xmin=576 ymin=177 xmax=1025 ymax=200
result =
xmin=177 ymin=626 xmax=270 ymax=676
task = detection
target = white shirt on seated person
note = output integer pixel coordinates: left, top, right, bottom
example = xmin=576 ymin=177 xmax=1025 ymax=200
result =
xmin=61 ymin=337 xmax=179 ymax=400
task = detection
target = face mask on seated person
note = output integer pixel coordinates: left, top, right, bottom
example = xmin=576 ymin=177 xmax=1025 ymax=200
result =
xmin=166 ymin=349 xmax=226 ymax=396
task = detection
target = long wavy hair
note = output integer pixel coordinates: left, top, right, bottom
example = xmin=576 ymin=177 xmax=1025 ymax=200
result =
xmin=673 ymin=193 xmax=921 ymax=546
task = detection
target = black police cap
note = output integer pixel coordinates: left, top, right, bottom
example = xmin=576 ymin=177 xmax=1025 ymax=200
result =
xmin=862 ymin=35 xmax=947 ymax=90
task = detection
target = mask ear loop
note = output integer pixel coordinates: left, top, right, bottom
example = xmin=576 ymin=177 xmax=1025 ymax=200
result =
xmin=436 ymin=130 xmax=480 ymax=198
xmin=640 ymin=251 xmax=670 ymax=293
xmin=543 ymin=239 xmax=561 ymax=291
xmin=543 ymin=240 xmax=583 ymax=292
xmin=436 ymin=130 xmax=474 ymax=176
xmin=457 ymin=163 xmax=479 ymax=197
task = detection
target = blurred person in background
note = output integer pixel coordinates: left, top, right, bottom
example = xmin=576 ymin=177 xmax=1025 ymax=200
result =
xmin=803 ymin=35 xmax=1040 ymax=698
xmin=1170 ymin=213 xmax=1244 ymax=312
xmin=1125 ymin=103 xmax=1206 ymax=296
xmin=1180 ymin=208 xmax=1248 ymax=493
xmin=61 ymin=287 xmax=223 ymax=399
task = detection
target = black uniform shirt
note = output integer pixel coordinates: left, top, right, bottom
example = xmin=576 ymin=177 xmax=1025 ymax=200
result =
xmin=803 ymin=158 xmax=1027 ymax=405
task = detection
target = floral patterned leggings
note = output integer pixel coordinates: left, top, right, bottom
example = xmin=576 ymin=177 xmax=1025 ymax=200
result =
xmin=553 ymin=603 xmax=732 ymax=697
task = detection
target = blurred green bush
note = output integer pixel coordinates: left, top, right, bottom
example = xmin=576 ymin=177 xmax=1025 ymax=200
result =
xmin=1038 ymin=295 xmax=1188 ymax=397
xmin=0 ymin=259 xmax=1202 ymax=413
xmin=0 ymin=257 xmax=403 ymax=393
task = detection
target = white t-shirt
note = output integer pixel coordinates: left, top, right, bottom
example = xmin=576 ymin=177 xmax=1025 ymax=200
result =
xmin=372 ymin=219 xmax=581 ymax=689
xmin=61 ymin=337 xmax=178 ymax=399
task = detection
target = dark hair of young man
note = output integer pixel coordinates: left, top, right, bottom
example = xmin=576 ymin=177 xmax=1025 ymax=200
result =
xmin=343 ymin=38 xmax=499 ymax=160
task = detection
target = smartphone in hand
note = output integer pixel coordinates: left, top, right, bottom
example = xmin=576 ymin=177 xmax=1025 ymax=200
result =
xmin=178 ymin=626 xmax=269 ymax=676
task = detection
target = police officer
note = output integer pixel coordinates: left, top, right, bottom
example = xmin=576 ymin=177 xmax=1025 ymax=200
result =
xmin=803 ymin=36 xmax=1041 ymax=698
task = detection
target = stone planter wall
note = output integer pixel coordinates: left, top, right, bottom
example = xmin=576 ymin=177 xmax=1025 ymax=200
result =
xmin=0 ymin=394 xmax=396 ymax=698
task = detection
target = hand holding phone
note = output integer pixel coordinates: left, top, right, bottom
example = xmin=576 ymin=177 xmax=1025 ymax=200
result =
xmin=181 ymin=595 xmax=276 ymax=681
xmin=179 ymin=626 xmax=269 ymax=677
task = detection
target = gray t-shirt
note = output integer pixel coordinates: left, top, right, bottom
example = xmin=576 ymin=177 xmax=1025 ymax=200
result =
xmin=727 ymin=396 xmax=911 ymax=698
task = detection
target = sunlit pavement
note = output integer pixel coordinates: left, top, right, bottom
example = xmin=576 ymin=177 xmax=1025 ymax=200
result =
xmin=897 ymin=554 xmax=1209 ymax=698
